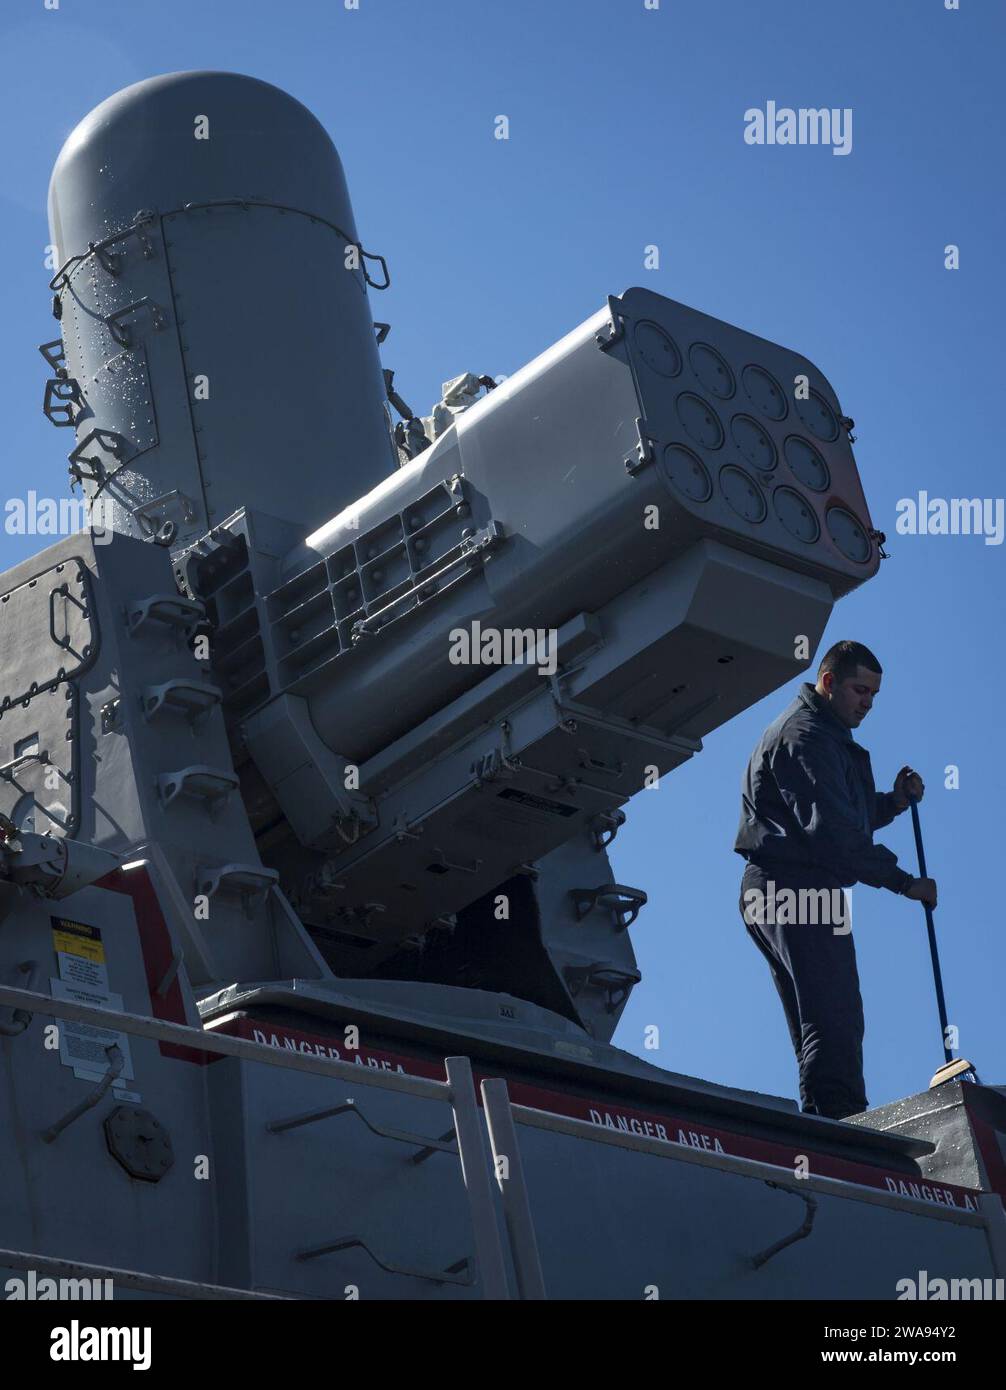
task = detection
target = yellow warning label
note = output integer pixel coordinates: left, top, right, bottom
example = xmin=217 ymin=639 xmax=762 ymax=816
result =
xmin=51 ymin=918 xmax=105 ymax=964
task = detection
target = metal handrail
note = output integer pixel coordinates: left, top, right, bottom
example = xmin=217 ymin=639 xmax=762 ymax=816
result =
xmin=0 ymin=1247 xmax=290 ymax=1301
xmin=0 ymin=983 xmax=509 ymax=1299
xmin=0 ymin=983 xmax=443 ymax=1096
xmin=488 ymin=1091 xmax=1006 ymax=1284
xmin=504 ymin=1098 xmax=993 ymax=1226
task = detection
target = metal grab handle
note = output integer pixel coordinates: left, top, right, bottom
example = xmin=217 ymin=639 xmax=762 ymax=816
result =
xmin=49 ymin=582 xmax=87 ymax=651
xmin=48 ymin=211 xmax=158 ymax=291
xmin=158 ymin=765 xmax=239 ymax=814
xmin=42 ymin=1045 xmax=124 ymax=1143
xmin=750 ymin=1180 xmax=818 ymax=1269
xmin=68 ymin=427 xmax=127 ymax=490
xmin=142 ymin=679 xmax=222 ymax=726
xmin=563 ymin=962 xmax=641 ymax=1012
xmin=126 ymin=593 xmax=205 ymax=638
xmin=42 ymin=375 xmax=83 ymax=428
xmin=0 ymin=962 xmax=39 ymax=1037
xmin=571 ymin=883 xmax=648 ymax=931
xmin=294 ymin=1234 xmax=471 ymax=1285
xmin=590 ymin=810 xmax=626 ymax=852
xmin=104 ymin=297 xmax=166 ymax=347
xmin=266 ymin=1096 xmax=457 ymax=1162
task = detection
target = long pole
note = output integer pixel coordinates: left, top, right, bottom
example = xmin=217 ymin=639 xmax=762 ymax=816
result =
xmin=908 ymin=796 xmax=953 ymax=1066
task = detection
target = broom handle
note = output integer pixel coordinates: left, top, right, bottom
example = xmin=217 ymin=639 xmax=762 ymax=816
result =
xmin=908 ymin=796 xmax=953 ymax=1065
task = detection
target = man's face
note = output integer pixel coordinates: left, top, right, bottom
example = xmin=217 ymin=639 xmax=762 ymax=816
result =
xmin=818 ymin=665 xmax=881 ymax=729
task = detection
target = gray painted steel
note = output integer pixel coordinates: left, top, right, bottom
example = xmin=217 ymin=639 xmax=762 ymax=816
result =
xmin=46 ymin=71 xmax=396 ymax=549
xmin=0 ymin=70 xmax=1001 ymax=1300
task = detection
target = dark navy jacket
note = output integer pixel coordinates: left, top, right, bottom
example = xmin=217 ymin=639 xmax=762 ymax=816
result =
xmin=734 ymin=683 xmax=913 ymax=893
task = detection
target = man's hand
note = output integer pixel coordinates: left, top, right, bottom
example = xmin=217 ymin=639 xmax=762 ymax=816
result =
xmin=903 ymin=876 xmax=938 ymax=909
xmin=892 ymin=765 xmax=925 ymax=813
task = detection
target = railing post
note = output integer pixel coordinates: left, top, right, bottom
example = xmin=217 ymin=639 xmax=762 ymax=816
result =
xmin=978 ymin=1193 xmax=1006 ymax=1280
xmin=481 ymin=1077 xmax=547 ymax=1300
xmin=444 ymin=1056 xmax=509 ymax=1300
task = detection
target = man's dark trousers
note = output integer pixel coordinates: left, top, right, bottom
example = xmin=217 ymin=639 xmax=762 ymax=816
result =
xmin=739 ymin=861 xmax=868 ymax=1119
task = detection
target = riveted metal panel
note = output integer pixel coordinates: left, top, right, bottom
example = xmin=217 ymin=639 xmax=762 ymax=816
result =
xmin=0 ymin=557 xmax=97 ymax=704
xmin=0 ymin=558 xmax=94 ymax=837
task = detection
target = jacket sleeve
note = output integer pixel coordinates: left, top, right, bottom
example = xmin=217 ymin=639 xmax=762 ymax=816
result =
xmin=871 ymin=791 xmax=899 ymax=831
xmin=770 ymin=732 xmax=912 ymax=892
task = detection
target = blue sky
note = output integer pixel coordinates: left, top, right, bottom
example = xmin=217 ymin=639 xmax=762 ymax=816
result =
xmin=2 ymin=0 xmax=1002 ymax=1109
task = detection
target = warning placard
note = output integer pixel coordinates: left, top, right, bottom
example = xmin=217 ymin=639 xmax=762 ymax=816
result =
xmin=49 ymin=978 xmax=136 ymax=1083
xmin=51 ymin=918 xmax=108 ymax=992
xmin=49 ymin=916 xmax=136 ymax=1093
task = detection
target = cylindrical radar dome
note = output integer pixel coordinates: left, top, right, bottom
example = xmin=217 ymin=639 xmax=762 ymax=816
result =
xmin=47 ymin=70 xmax=396 ymax=550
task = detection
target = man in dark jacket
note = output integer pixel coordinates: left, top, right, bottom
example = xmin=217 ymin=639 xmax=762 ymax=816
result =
xmin=734 ymin=639 xmax=937 ymax=1120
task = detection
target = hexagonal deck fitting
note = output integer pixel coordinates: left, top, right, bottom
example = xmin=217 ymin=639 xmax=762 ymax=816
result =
xmin=104 ymin=1106 xmax=174 ymax=1182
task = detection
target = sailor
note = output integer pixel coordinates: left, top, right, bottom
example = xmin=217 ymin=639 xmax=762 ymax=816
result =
xmin=734 ymin=640 xmax=937 ymax=1120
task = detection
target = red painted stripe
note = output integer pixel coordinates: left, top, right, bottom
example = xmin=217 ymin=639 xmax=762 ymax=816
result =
xmin=209 ymin=1013 xmax=987 ymax=1213
xmin=96 ymin=866 xmax=214 ymax=1065
xmin=86 ymin=867 xmax=1006 ymax=1214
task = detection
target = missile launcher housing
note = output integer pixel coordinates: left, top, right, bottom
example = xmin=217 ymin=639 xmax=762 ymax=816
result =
xmin=0 ymin=70 xmax=1002 ymax=1301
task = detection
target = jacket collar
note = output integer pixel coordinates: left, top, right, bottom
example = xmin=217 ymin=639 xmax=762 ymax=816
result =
xmin=797 ymin=682 xmax=853 ymax=742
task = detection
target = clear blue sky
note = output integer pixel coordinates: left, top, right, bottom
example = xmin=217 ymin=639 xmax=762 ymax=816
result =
xmin=2 ymin=0 xmax=1002 ymax=1109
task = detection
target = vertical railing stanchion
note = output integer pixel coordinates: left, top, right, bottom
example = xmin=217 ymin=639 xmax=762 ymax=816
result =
xmin=481 ymin=1077 xmax=547 ymax=1300
xmin=978 ymin=1193 xmax=1006 ymax=1281
xmin=444 ymin=1056 xmax=510 ymax=1300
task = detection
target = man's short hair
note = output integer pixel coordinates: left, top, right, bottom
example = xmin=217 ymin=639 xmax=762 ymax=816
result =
xmin=817 ymin=640 xmax=882 ymax=685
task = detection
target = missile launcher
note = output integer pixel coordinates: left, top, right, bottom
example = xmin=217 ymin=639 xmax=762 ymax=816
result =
xmin=0 ymin=70 xmax=1002 ymax=1302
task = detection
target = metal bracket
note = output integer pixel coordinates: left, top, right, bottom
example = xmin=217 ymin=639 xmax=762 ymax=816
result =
xmin=104 ymin=297 xmax=166 ymax=347
xmin=49 ymin=582 xmax=89 ymax=654
xmin=471 ymin=746 xmax=520 ymax=787
xmin=141 ymin=679 xmax=222 ymax=728
xmin=195 ymin=862 xmax=279 ymax=915
xmin=426 ymin=850 xmax=482 ymax=877
xmin=42 ymin=1045 xmax=124 ymax=1142
xmin=595 ymin=294 xmax=625 ymax=351
xmin=750 ymin=1181 xmax=819 ymax=1268
xmin=68 ymin=428 xmax=127 ymax=488
xmin=390 ymin=813 xmax=422 ymax=844
xmin=130 ymin=489 xmax=198 ymax=537
xmin=126 ymin=593 xmax=205 ymax=640
xmin=38 ymin=339 xmax=69 ymax=373
xmin=563 ymin=962 xmax=641 ymax=1013
xmin=158 ymin=765 xmax=239 ymax=816
xmin=349 ymin=515 xmax=506 ymax=644
xmin=357 ymin=246 xmax=390 ymax=291
xmin=48 ymin=211 xmax=159 ymax=293
xmin=0 ymin=961 xmax=39 ymax=1037
xmin=38 ymin=342 xmax=86 ymax=429
xmin=267 ymin=1097 xmax=458 ymax=1165
xmin=100 ymin=698 xmax=122 ymax=735
xmin=624 ymin=417 xmax=655 ymax=476
xmin=570 ymin=883 xmax=648 ymax=931
xmin=589 ymin=809 xmax=626 ymax=852
xmin=42 ymin=376 xmax=84 ymax=428
xmin=294 ymin=1234 xmax=471 ymax=1285
xmin=0 ymin=749 xmax=50 ymax=786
